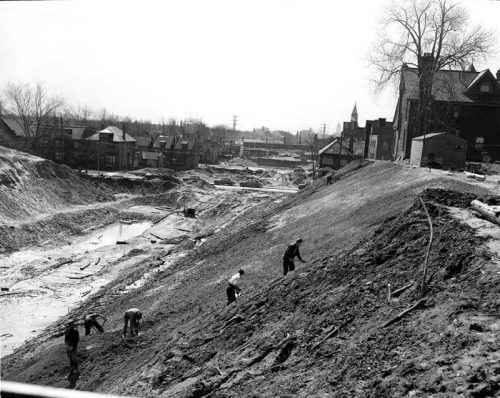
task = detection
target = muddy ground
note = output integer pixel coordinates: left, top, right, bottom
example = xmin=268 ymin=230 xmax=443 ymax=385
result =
xmin=1 ymin=149 xmax=500 ymax=397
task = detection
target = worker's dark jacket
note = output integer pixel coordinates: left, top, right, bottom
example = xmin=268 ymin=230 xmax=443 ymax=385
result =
xmin=283 ymin=244 xmax=304 ymax=262
xmin=65 ymin=328 xmax=80 ymax=347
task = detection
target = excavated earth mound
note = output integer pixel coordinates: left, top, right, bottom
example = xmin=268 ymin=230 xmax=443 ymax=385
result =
xmin=2 ymin=161 xmax=500 ymax=397
xmin=0 ymin=147 xmax=114 ymax=223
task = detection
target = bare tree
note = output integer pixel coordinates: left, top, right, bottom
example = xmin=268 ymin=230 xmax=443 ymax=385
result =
xmin=305 ymin=131 xmax=319 ymax=177
xmin=3 ymin=82 xmax=64 ymax=149
xmin=63 ymin=105 xmax=94 ymax=125
xmin=370 ymin=0 xmax=496 ymax=135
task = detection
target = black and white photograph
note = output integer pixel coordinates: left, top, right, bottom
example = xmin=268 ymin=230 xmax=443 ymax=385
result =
xmin=1 ymin=0 xmax=500 ymax=396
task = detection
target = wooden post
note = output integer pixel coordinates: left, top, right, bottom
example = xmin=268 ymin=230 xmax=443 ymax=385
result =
xmin=419 ymin=197 xmax=433 ymax=294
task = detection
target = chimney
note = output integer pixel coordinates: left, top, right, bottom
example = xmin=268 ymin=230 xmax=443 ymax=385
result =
xmin=378 ymin=118 xmax=386 ymax=127
xmin=420 ymin=52 xmax=435 ymax=96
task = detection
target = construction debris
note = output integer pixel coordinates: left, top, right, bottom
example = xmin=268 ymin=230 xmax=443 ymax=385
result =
xmin=471 ymin=199 xmax=500 ymax=226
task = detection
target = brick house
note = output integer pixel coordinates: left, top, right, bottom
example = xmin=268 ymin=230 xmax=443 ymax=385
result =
xmin=366 ymin=118 xmax=394 ymax=161
xmin=393 ymin=59 xmax=500 ymax=162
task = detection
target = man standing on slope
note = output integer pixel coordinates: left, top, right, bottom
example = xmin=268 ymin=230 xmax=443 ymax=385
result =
xmin=123 ymin=308 xmax=142 ymax=338
xmin=283 ymin=238 xmax=306 ymax=276
xmin=84 ymin=313 xmax=106 ymax=335
xmin=226 ymin=269 xmax=245 ymax=305
xmin=64 ymin=320 xmax=80 ymax=376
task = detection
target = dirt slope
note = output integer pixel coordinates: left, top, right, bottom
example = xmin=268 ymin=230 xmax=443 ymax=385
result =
xmin=3 ymin=161 xmax=500 ymax=397
xmin=0 ymin=147 xmax=114 ymax=223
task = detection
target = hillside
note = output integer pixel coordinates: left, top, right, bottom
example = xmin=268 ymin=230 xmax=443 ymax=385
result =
xmin=2 ymin=160 xmax=500 ymax=397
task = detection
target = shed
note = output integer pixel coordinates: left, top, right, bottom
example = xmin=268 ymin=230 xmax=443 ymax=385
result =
xmin=410 ymin=132 xmax=468 ymax=169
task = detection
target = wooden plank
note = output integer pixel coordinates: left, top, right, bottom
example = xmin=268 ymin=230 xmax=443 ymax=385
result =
xmin=383 ymin=299 xmax=426 ymax=328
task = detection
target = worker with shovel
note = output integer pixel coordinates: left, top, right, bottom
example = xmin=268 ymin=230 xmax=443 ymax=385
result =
xmin=282 ymin=238 xmax=306 ymax=276
xmin=83 ymin=313 xmax=107 ymax=335
xmin=123 ymin=308 xmax=142 ymax=338
xmin=226 ymin=269 xmax=244 ymax=305
xmin=64 ymin=320 xmax=80 ymax=376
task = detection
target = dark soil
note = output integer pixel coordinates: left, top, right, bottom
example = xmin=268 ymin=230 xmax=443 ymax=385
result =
xmin=2 ymin=160 xmax=500 ymax=397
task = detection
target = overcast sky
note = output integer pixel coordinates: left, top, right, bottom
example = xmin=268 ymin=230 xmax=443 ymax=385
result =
xmin=1 ymin=0 xmax=499 ymax=133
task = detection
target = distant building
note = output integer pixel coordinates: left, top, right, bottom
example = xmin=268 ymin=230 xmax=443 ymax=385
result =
xmin=0 ymin=116 xmax=97 ymax=168
xmin=393 ymin=57 xmax=500 ymax=161
xmin=141 ymin=151 xmax=165 ymax=168
xmin=410 ymin=132 xmax=468 ymax=169
xmin=318 ymin=139 xmax=356 ymax=170
xmin=86 ymin=126 xmax=137 ymax=170
xmin=366 ymin=118 xmax=394 ymax=161
xmin=0 ymin=117 xmax=27 ymax=150
xmin=342 ymin=103 xmax=366 ymax=156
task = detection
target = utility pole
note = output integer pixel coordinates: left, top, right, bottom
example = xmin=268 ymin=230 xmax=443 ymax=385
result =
xmin=97 ymin=142 xmax=100 ymax=175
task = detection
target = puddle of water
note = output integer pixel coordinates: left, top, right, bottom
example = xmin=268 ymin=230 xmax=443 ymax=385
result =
xmin=81 ymin=222 xmax=152 ymax=251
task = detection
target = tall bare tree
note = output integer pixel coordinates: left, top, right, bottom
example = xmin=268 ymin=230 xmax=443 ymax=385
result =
xmin=3 ymin=82 xmax=64 ymax=149
xmin=370 ymin=0 xmax=496 ymax=135
xmin=63 ymin=105 xmax=94 ymax=125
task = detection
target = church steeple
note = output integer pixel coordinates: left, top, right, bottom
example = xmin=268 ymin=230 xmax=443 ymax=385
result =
xmin=351 ymin=103 xmax=358 ymax=123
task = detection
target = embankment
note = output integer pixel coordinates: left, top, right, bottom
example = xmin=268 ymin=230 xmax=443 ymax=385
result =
xmin=2 ymin=161 xmax=500 ymax=397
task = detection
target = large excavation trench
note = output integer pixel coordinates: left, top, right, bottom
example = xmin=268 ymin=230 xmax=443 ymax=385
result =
xmin=0 ymin=208 xmax=171 ymax=356
xmin=0 ymin=187 xmax=285 ymax=357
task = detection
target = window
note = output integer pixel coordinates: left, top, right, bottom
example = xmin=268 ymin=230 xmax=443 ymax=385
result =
xmin=55 ymin=152 xmax=64 ymax=161
xmin=105 ymin=155 xmax=116 ymax=167
xmin=340 ymin=159 xmax=348 ymax=166
xmin=73 ymin=141 xmax=79 ymax=149
xmin=55 ymin=140 xmax=64 ymax=149
xmin=475 ymin=137 xmax=484 ymax=151
xmin=479 ymin=83 xmax=491 ymax=94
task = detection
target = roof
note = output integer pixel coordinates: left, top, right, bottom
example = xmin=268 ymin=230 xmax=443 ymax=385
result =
xmin=1 ymin=117 xmax=29 ymax=137
xmin=141 ymin=151 xmax=162 ymax=160
xmin=154 ymin=135 xmax=182 ymax=149
xmin=413 ymin=132 xmax=467 ymax=143
xmin=87 ymin=126 xmax=137 ymax=143
xmin=135 ymin=136 xmax=152 ymax=147
xmin=69 ymin=127 xmax=86 ymax=140
xmin=402 ymin=68 xmax=490 ymax=103
xmin=318 ymin=139 xmax=351 ymax=155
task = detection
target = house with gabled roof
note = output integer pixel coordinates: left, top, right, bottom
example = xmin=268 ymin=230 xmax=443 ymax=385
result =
xmin=318 ymin=139 xmax=356 ymax=170
xmin=0 ymin=117 xmax=28 ymax=150
xmin=86 ymin=126 xmax=137 ymax=170
xmin=393 ymin=62 xmax=500 ymax=162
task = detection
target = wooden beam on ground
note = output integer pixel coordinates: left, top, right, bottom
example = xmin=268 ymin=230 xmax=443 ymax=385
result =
xmin=471 ymin=200 xmax=500 ymax=226
xmin=312 ymin=316 xmax=354 ymax=350
xmin=391 ymin=282 xmax=414 ymax=297
xmin=383 ymin=299 xmax=426 ymax=328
